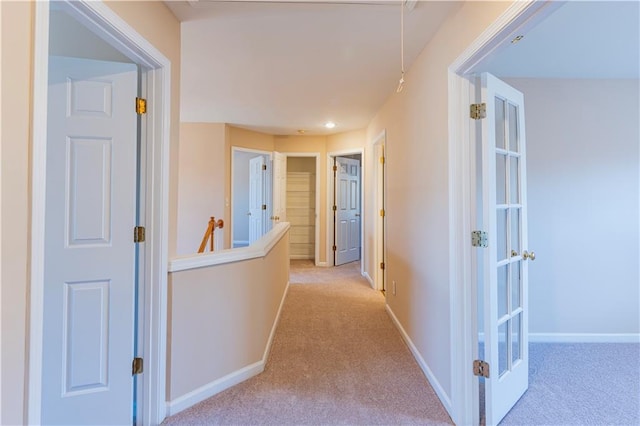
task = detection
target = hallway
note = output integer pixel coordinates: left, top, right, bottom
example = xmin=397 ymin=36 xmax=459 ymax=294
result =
xmin=163 ymin=260 xmax=452 ymax=425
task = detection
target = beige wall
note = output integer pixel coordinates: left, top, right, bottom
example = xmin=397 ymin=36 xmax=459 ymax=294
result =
xmin=177 ymin=123 xmax=226 ymax=255
xmin=364 ymin=0 xmax=512 ymax=405
xmin=0 ymin=2 xmax=180 ymax=423
xmin=167 ymin=229 xmax=290 ymax=402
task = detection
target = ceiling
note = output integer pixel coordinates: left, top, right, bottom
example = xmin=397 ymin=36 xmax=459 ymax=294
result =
xmin=166 ymin=0 xmax=639 ymax=136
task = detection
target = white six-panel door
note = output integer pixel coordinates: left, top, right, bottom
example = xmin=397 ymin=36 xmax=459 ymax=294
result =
xmin=248 ymin=155 xmax=265 ymax=244
xmin=335 ymin=157 xmax=361 ymax=266
xmin=481 ymin=73 xmax=532 ymax=425
xmin=43 ymin=56 xmax=138 ymax=425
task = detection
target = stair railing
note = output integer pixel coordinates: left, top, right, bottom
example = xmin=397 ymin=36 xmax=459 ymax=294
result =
xmin=198 ymin=216 xmax=224 ymax=253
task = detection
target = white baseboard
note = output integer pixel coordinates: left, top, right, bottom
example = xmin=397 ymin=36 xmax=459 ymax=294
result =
xmin=290 ymin=254 xmax=313 ymax=260
xmin=263 ymin=282 xmax=290 ymax=361
xmin=166 ymin=361 xmax=264 ymax=416
xmin=362 ymin=271 xmax=374 ymax=288
xmin=166 ymin=282 xmax=291 ymax=417
xmin=529 ymin=333 xmax=640 ymax=343
xmin=316 ymin=261 xmax=328 ymax=267
xmin=385 ymin=304 xmax=453 ymax=418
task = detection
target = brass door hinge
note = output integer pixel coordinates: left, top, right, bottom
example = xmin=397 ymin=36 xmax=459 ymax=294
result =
xmin=380 ymin=262 xmax=385 ymax=270
xmin=332 ymin=245 xmax=337 ymax=252
xmin=380 ymin=209 xmax=385 ymax=217
xmin=380 ymin=156 xmax=385 ymax=164
xmin=262 ymin=204 xmax=267 ymax=210
xmin=262 ymin=164 xmax=267 ymax=171
xmin=473 ymin=360 xmax=490 ymax=378
xmin=333 ymin=165 xmax=337 ymax=172
xmin=470 ymin=103 xmax=486 ymax=120
xmin=134 ymin=226 xmax=145 ymax=243
xmin=132 ymin=357 xmax=144 ymax=375
xmin=332 ymin=205 xmax=337 ymax=211
xmin=136 ymin=97 xmax=147 ymax=115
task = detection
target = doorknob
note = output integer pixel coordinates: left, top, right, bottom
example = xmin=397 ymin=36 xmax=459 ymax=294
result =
xmin=511 ymin=250 xmax=518 ymax=257
xmin=355 ymin=213 xmax=361 ymax=217
xmin=523 ymin=250 xmax=536 ymax=261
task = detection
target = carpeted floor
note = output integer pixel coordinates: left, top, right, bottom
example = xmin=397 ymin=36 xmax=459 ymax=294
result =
xmin=163 ymin=259 xmax=453 ymax=425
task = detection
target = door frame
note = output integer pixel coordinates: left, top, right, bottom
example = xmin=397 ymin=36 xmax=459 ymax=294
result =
xmin=29 ymin=1 xmax=171 ymax=424
xmin=230 ymin=146 xmax=272 ymax=247
xmin=326 ymin=148 xmax=364 ymax=272
xmin=447 ymin=1 xmax=561 ymax=424
xmin=284 ymin=152 xmax=321 ymax=265
xmin=371 ymin=130 xmax=386 ymax=291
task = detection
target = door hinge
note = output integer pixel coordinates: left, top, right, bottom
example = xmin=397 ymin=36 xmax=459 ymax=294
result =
xmin=136 ymin=97 xmax=147 ymax=115
xmin=470 ymin=103 xmax=486 ymax=120
xmin=332 ymin=245 xmax=337 ymax=252
xmin=134 ymin=226 xmax=146 ymax=243
xmin=380 ymin=262 xmax=385 ymax=270
xmin=262 ymin=164 xmax=267 ymax=171
xmin=262 ymin=204 xmax=267 ymax=210
xmin=471 ymin=230 xmax=488 ymax=248
xmin=332 ymin=205 xmax=337 ymax=212
xmin=333 ymin=165 xmax=337 ymax=172
xmin=380 ymin=156 xmax=385 ymax=164
xmin=473 ymin=360 xmax=490 ymax=378
xmin=132 ymin=357 xmax=144 ymax=375
xmin=380 ymin=209 xmax=385 ymax=217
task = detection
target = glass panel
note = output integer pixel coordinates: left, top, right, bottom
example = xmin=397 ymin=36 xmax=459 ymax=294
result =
xmin=495 ymin=97 xmax=506 ymax=149
xmin=512 ymin=313 xmax=521 ymax=365
xmin=498 ymin=265 xmax=508 ymax=318
xmin=498 ymin=321 xmax=508 ymax=377
xmin=497 ymin=209 xmax=507 ymax=262
xmin=509 ymin=103 xmax=519 ymax=153
xmin=496 ymin=154 xmax=507 ymax=205
xmin=511 ymin=261 xmax=521 ymax=310
xmin=510 ymin=208 xmax=520 ymax=257
xmin=509 ymin=156 xmax=519 ymax=204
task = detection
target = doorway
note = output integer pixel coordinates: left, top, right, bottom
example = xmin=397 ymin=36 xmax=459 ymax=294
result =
xmin=231 ymin=148 xmax=272 ymax=247
xmin=30 ymin=2 xmax=170 ymax=424
xmin=286 ymin=155 xmax=319 ymax=263
xmin=327 ymin=150 xmax=363 ymax=268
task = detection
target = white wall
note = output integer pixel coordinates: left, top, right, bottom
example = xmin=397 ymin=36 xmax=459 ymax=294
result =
xmin=506 ymin=78 xmax=640 ymax=339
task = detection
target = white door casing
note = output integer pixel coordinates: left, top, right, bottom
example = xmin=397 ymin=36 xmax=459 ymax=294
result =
xmin=248 ymin=156 xmax=265 ymax=244
xmin=272 ymin=151 xmax=287 ymax=224
xmin=42 ymin=56 xmax=137 ymax=425
xmin=335 ymin=157 xmax=361 ymax=266
xmin=480 ymin=72 xmax=530 ymax=425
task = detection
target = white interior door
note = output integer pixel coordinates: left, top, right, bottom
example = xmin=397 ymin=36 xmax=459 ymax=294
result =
xmin=43 ymin=56 xmax=138 ymax=425
xmin=335 ymin=157 xmax=361 ymax=266
xmin=272 ymin=151 xmax=287 ymax=224
xmin=248 ymin=156 xmax=265 ymax=244
xmin=480 ymin=72 xmax=532 ymax=425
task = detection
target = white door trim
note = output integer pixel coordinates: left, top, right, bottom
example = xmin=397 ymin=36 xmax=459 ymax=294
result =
xmin=447 ymin=1 xmax=561 ymax=424
xmin=29 ymin=1 xmax=171 ymax=424
xmin=325 ymin=148 xmax=365 ymax=273
xmin=283 ymin=152 xmax=321 ymax=265
xmin=371 ymin=130 xmax=386 ymax=291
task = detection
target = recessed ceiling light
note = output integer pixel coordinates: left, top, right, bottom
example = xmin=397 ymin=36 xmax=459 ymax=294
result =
xmin=511 ymin=35 xmax=524 ymax=44
xmin=324 ymin=121 xmax=336 ymax=129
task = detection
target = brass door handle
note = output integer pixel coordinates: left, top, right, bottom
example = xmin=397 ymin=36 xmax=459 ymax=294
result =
xmin=511 ymin=250 xmax=518 ymax=257
xmin=523 ymin=250 xmax=536 ymax=261
xmin=355 ymin=213 xmax=361 ymax=217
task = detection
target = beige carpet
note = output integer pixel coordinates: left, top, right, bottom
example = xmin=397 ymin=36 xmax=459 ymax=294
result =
xmin=163 ymin=260 xmax=453 ymax=425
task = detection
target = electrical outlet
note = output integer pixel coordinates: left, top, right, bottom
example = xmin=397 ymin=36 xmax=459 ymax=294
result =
xmin=392 ymin=280 xmax=397 ymax=296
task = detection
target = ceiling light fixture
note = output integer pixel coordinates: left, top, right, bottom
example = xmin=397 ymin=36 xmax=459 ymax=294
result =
xmin=396 ymin=0 xmax=405 ymax=93
xmin=324 ymin=121 xmax=336 ymax=129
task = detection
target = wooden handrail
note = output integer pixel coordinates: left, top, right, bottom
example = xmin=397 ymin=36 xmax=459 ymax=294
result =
xmin=198 ymin=216 xmax=224 ymax=253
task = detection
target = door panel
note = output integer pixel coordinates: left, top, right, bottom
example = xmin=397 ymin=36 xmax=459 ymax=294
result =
xmin=272 ymin=152 xmax=287 ymax=223
xmin=335 ymin=157 xmax=361 ymax=265
xmin=248 ymin=156 xmax=265 ymax=244
xmin=43 ymin=56 xmax=137 ymax=425
xmin=480 ymin=73 xmax=531 ymax=425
